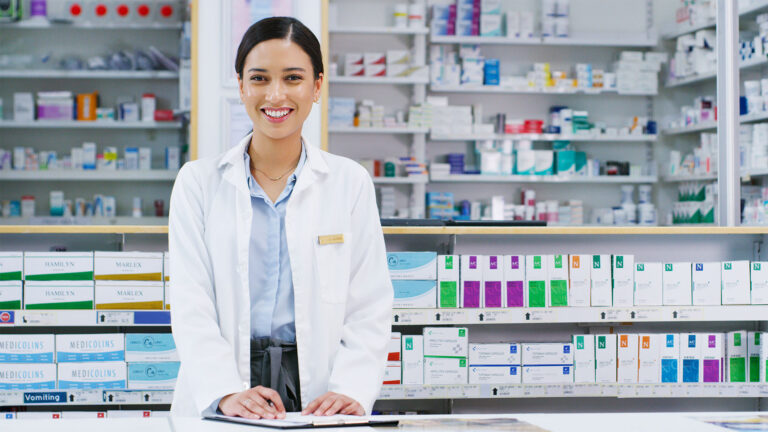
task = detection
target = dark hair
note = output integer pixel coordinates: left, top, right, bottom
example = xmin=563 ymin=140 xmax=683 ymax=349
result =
xmin=235 ymin=16 xmax=324 ymax=80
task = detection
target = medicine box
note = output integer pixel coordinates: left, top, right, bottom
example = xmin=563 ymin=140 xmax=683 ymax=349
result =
xmin=751 ymin=262 xmax=768 ymax=304
xmin=595 ymin=334 xmax=617 ymax=383
xmin=94 ymin=251 xmax=163 ymax=281
xmin=726 ymin=331 xmax=747 ymax=383
xmin=748 ymin=332 xmax=761 ymax=382
xmin=572 ymin=335 xmax=595 ymax=383
xmin=437 ymin=255 xmax=459 ymax=308
xmin=0 ymin=252 xmax=22 ymax=281
xmin=663 ymin=262 xmax=692 ymax=305
xmin=722 ymin=261 xmax=750 ymax=305
xmin=125 ymin=334 xmax=178 ymax=362
xmin=522 ymin=365 xmax=573 ymax=383
xmin=24 ymin=252 xmax=94 ymax=281
xmin=612 ymin=255 xmax=635 ymax=307
xmin=692 ymin=262 xmax=721 ymax=305
xmin=617 ymin=334 xmax=639 ymax=383
xmin=522 ymin=343 xmax=573 ymax=365
xmin=424 ymin=357 xmax=467 ymax=385
xmin=547 ymin=254 xmax=569 ymax=307
xmin=590 ymin=255 xmax=612 ymax=306
xmin=56 ymin=333 xmax=125 ymax=362
xmin=95 ymin=281 xmax=164 ymax=310
xmin=392 ymin=280 xmax=437 ymax=308
xmin=701 ymin=333 xmax=724 ymax=383
xmin=660 ymin=333 xmax=681 ymax=383
xmin=0 ymin=364 xmax=56 ymax=390
xmin=503 ymin=255 xmax=525 ymax=307
xmin=127 ymin=362 xmax=180 ymax=390
xmin=387 ymin=252 xmax=437 ymax=280
xmin=388 ymin=333 xmax=401 ymax=362
xmin=638 ymin=334 xmax=660 ymax=383
xmin=383 ymin=361 xmax=401 ymax=385
xmin=423 ymin=327 xmax=468 ymax=357
xmin=0 ymin=334 xmax=54 ymax=363
xmin=681 ymin=333 xmax=702 ymax=383
xmin=164 ymin=281 xmax=171 ymax=310
xmin=23 ymin=281 xmax=94 ymax=310
xmin=0 ymin=281 xmax=22 ymax=309
xmin=469 ymin=343 xmax=520 ymax=365
xmin=569 ymin=255 xmax=590 ymax=307
xmin=402 ymin=335 xmax=424 ymax=385
xmin=761 ymin=334 xmax=768 ymax=383
xmin=461 ymin=255 xmax=483 ymax=308
xmin=634 ymin=262 xmax=662 ymax=306
xmin=482 ymin=255 xmax=504 ymax=307
xmin=525 ymin=255 xmax=548 ymax=308
xmin=57 ymin=362 xmax=126 ymax=389
xmin=470 ymin=365 xmax=520 ymax=384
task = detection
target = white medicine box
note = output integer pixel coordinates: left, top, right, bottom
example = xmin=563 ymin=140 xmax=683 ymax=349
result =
xmin=638 ymin=334 xmax=660 ymax=383
xmin=612 ymin=255 xmax=635 ymax=307
xmin=525 ymin=255 xmax=548 ymax=308
xmin=722 ymin=261 xmax=750 ymax=305
xmin=503 ymin=255 xmax=525 ymax=308
xmin=662 ymin=262 xmax=692 ymax=305
xmin=482 ymin=255 xmax=504 ymax=308
xmin=401 ymin=335 xmax=424 ymax=385
xmin=660 ymin=333 xmax=681 ymax=383
xmin=590 ymin=255 xmax=612 ymax=306
xmin=460 ymin=255 xmax=483 ymax=308
xmin=751 ymin=262 xmax=768 ymax=304
xmin=423 ymin=327 xmax=468 ymax=357
xmin=437 ymin=255 xmax=460 ymax=308
xmin=568 ymin=255 xmax=590 ymax=307
xmin=595 ymin=334 xmax=617 ymax=383
xmin=634 ymin=262 xmax=662 ymax=306
xmin=617 ymin=334 xmax=639 ymax=383
xmin=692 ymin=262 xmax=721 ymax=305
xmin=572 ymin=335 xmax=595 ymax=383
xmin=547 ymin=254 xmax=569 ymax=307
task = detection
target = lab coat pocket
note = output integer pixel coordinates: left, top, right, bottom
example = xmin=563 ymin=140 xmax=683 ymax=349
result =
xmin=314 ymin=231 xmax=351 ymax=303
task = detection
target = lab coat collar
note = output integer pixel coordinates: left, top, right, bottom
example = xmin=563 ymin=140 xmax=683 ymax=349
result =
xmin=219 ymin=132 xmax=328 ymax=193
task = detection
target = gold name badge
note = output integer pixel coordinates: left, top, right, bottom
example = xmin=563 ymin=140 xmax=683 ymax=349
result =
xmin=318 ymin=234 xmax=344 ymax=245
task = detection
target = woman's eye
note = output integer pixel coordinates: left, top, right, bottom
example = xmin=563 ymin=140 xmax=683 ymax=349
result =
xmin=286 ymin=75 xmax=303 ymax=81
xmin=250 ymin=75 xmax=265 ymax=82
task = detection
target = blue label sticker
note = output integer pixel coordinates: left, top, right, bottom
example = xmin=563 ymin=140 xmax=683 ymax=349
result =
xmin=510 ymin=366 xmax=517 ymax=375
xmin=666 ymin=335 xmax=674 ymax=348
xmin=510 ymin=345 xmax=517 ymax=354
xmin=563 ymin=345 xmax=570 ymax=354
xmin=23 ymin=392 xmax=66 ymax=404
xmin=563 ymin=366 xmax=570 ymax=375
xmin=696 ymin=263 xmax=703 ymax=271
xmin=0 ymin=311 xmax=14 ymax=324
xmin=688 ymin=335 xmax=696 ymax=348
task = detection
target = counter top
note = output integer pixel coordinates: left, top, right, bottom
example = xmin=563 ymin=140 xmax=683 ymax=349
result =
xmin=1 ymin=412 xmax=762 ymax=432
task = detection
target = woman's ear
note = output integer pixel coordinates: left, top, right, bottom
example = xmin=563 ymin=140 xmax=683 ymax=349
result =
xmin=314 ymin=73 xmax=324 ymax=103
xmin=237 ymin=75 xmax=245 ymax=102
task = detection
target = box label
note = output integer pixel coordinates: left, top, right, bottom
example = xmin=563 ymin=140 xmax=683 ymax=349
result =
xmin=533 ymin=256 xmax=541 ymax=270
xmin=528 ymin=281 xmax=545 ymax=308
xmin=616 ymin=256 xmax=624 ymax=269
xmin=593 ymin=256 xmax=600 ymax=269
xmin=445 ymin=256 xmax=453 ymax=270
xmin=506 ymin=281 xmax=523 ymax=307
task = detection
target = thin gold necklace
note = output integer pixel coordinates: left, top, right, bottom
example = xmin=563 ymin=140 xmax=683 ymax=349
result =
xmin=252 ymin=159 xmax=299 ymax=182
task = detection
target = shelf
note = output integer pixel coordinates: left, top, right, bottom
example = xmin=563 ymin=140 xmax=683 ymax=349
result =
xmin=0 ymin=121 xmax=182 ymax=129
xmin=429 ymin=85 xmax=656 ymax=96
xmin=378 ymin=383 xmax=768 ymax=400
xmin=329 ymin=126 xmax=428 ymax=134
xmin=391 ymin=305 xmax=768 ymax=326
xmin=430 ymin=133 xmax=657 ymax=142
xmin=662 ymin=173 xmax=718 ymax=182
xmin=0 ymin=310 xmax=170 ymax=327
xmin=0 ymin=21 xmax=182 ymax=30
xmin=0 ymin=225 xmax=767 ymax=235
xmin=329 ymin=76 xmax=429 ymax=85
xmin=666 ymin=56 xmax=768 ymax=88
xmin=0 ymin=170 xmax=178 ymax=181
xmin=663 ymin=0 xmax=768 ymax=39
xmin=429 ymin=174 xmax=658 ymax=184
xmin=373 ymin=177 xmax=428 ymax=185
xmin=0 ymin=389 xmax=173 ymax=407
xmin=430 ymin=34 xmax=657 ymax=47
xmin=0 ymin=217 xmax=168 ymax=227
xmin=0 ymin=70 xmax=179 ymax=79
xmin=330 ymin=26 xmax=428 ymax=35
xmin=663 ymin=112 xmax=768 ymax=135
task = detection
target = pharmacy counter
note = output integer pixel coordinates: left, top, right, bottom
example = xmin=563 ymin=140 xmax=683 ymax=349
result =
xmin=4 ymin=412 xmax=761 ymax=432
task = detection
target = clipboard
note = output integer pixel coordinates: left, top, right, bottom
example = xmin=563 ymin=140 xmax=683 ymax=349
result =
xmin=203 ymin=413 xmax=399 ymax=429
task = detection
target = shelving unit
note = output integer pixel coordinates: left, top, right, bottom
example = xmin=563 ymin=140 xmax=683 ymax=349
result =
xmin=329 ymin=76 xmax=429 ymax=85
xmin=0 ymin=390 xmax=174 ymax=407
xmin=662 ymin=0 xmax=768 ymax=39
xmin=0 ymin=310 xmax=170 ymax=327
xmin=0 ymin=121 xmax=183 ymax=129
xmin=0 ymin=70 xmax=179 ymax=79
xmin=430 ymin=35 xmax=658 ymax=47
xmin=430 ymin=133 xmax=657 ymax=142
xmin=329 ymin=26 xmax=428 ymax=35
xmin=0 ymin=171 xmax=178 ymax=181
xmin=665 ymin=55 xmax=768 ymax=88
xmin=429 ymin=85 xmax=656 ymax=96
xmin=429 ymin=174 xmax=658 ymax=184
xmin=373 ymin=177 xmax=428 ymax=185
xmin=329 ymin=126 xmax=428 ymax=134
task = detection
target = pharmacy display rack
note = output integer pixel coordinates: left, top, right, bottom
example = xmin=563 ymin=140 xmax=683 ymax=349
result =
xmin=2 ymin=225 xmax=768 ymax=412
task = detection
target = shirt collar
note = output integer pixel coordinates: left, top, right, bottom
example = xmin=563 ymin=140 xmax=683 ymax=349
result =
xmin=243 ymin=140 xmax=307 ymax=198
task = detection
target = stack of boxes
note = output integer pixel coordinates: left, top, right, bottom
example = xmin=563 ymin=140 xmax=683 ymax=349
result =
xmin=388 ymin=252 xmax=438 ymax=309
xmin=424 ymin=327 xmax=468 ymax=384
xmin=522 ymin=343 xmax=574 ymax=383
xmin=430 ymin=1 xmax=534 ymax=38
xmin=0 ymin=251 xmax=172 ymax=311
xmin=0 ymin=333 xmax=178 ymax=391
xmin=342 ymin=51 xmax=426 ymax=79
xmin=469 ymin=343 xmax=521 ymax=384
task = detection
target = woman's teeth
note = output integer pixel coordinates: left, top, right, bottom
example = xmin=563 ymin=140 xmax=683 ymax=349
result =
xmin=264 ymin=109 xmax=290 ymax=118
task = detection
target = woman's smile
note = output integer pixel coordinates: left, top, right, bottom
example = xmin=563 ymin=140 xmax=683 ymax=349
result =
xmin=261 ymin=107 xmax=294 ymax=123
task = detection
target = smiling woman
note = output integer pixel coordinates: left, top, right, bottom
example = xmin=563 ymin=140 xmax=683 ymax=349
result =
xmin=168 ymin=16 xmax=393 ymax=422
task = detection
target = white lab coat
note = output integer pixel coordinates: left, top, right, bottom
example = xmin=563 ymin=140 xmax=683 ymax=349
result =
xmin=168 ymin=134 xmax=393 ymax=417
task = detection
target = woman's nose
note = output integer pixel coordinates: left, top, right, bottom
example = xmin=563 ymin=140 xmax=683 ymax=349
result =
xmin=265 ymin=81 xmax=286 ymax=103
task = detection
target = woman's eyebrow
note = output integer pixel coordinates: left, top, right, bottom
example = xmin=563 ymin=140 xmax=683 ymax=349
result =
xmin=247 ymin=67 xmax=305 ymax=73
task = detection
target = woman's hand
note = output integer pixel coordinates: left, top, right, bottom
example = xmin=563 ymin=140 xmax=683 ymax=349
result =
xmin=301 ymin=391 xmax=364 ymax=416
xmin=218 ymin=386 xmax=286 ymax=419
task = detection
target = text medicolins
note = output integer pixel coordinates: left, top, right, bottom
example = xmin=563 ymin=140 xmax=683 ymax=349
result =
xmin=56 ymin=334 xmax=125 ymax=362
xmin=0 ymin=335 xmax=54 ymax=363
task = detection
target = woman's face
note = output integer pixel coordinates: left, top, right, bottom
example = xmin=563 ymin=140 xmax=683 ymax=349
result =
xmin=238 ymin=38 xmax=322 ymax=141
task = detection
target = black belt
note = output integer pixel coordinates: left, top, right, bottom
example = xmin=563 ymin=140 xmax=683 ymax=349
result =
xmin=250 ymin=337 xmax=302 ymax=412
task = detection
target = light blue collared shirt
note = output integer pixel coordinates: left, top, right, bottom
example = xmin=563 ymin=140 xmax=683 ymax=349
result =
xmin=244 ymin=142 xmax=306 ymax=342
